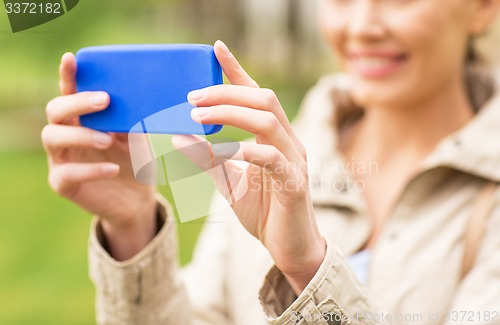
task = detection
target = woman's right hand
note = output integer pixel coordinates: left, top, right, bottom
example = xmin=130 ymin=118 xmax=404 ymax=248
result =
xmin=42 ymin=53 xmax=157 ymax=260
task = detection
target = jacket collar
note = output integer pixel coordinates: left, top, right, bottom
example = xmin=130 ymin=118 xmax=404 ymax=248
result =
xmin=422 ymin=89 xmax=500 ymax=182
xmin=296 ymin=72 xmax=500 ymax=211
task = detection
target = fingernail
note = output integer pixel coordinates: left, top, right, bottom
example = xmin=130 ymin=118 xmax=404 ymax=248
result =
xmin=93 ymin=133 xmax=112 ymax=146
xmin=102 ymin=164 xmax=119 ymax=175
xmin=216 ymin=40 xmax=230 ymax=54
xmin=91 ymin=93 xmax=108 ymax=108
xmin=188 ymin=89 xmax=204 ymax=102
xmin=191 ymin=107 xmax=211 ymax=122
xmin=61 ymin=52 xmax=71 ymax=64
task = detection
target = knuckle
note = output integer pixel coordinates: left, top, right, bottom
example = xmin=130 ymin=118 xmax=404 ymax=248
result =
xmin=260 ymin=112 xmax=280 ymax=131
xmin=261 ymin=88 xmax=278 ymax=107
xmin=298 ymin=143 xmax=307 ymax=160
xmin=49 ymin=166 xmax=74 ymax=196
xmin=48 ymin=171 xmax=63 ymax=194
xmin=45 ymin=97 xmax=59 ymax=121
xmin=40 ymin=125 xmax=53 ymax=146
xmin=268 ymin=147 xmax=282 ymax=164
xmin=201 ymin=154 xmax=214 ymax=170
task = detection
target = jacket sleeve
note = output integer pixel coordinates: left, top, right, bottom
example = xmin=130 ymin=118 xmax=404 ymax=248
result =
xmin=88 ymin=193 xmax=232 ymax=325
xmin=258 ymin=238 xmax=385 ymax=325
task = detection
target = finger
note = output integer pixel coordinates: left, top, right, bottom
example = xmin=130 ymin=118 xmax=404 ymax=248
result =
xmin=188 ymin=85 xmax=306 ymax=161
xmin=171 ymin=134 xmax=244 ymax=203
xmin=46 ymin=91 xmax=109 ymax=124
xmin=41 ymin=124 xmax=113 ymax=153
xmin=59 ymin=52 xmax=77 ymax=95
xmin=112 ymin=132 xmax=129 ymax=143
xmin=212 ymin=142 xmax=292 ymax=180
xmin=213 ymin=142 xmax=308 ymax=195
xmin=171 ymin=134 xmax=213 ymax=170
xmin=188 ymin=85 xmax=294 ymax=137
xmin=214 ymin=40 xmax=259 ymax=88
xmin=49 ymin=162 xmax=120 ymax=197
xmin=191 ymin=105 xmax=299 ymax=161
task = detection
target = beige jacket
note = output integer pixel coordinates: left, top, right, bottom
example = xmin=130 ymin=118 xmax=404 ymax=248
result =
xmin=89 ymin=73 xmax=500 ymax=325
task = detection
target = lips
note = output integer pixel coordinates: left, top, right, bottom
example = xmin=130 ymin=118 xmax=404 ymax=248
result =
xmin=347 ymin=51 xmax=408 ymax=78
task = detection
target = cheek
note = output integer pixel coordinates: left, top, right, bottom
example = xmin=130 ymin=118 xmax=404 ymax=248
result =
xmin=353 ymin=3 xmax=468 ymax=106
xmin=391 ymin=4 xmax=463 ymax=72
xmin=393 ymin=5 xmax=468 ymax=99
xmin=319 ymin=3 xmax=348 ymax=60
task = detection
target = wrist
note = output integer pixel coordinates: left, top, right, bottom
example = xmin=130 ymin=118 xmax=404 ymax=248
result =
xmin=100 ymin=199 xmax=158 ymax=261
xmin=282 ymin=237 xmax=326 ymax=296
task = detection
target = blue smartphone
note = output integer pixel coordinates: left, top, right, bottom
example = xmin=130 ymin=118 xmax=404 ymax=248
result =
xmin=76 ymin=44 xmax=223 ymax=135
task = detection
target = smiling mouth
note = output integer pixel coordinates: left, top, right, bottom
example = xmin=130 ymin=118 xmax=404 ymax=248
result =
xmin=347 ymin=53 xmax=408 ymax=79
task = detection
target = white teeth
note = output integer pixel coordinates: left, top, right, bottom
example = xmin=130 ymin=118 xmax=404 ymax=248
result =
xmin=355 ymin=57 xmax=394 ymax=69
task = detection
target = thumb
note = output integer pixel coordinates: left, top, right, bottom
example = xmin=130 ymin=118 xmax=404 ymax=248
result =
xmin=171 ymin=134 xmax=245 ymax=204
xmin=214 ymin=40 xmax=259 ymax=88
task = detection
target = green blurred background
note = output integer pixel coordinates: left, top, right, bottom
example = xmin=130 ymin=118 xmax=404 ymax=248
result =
xmin=0 ymin=0 xmax=333 ymax=324
xmin=1 ymin=0 xmax=498 ymax=324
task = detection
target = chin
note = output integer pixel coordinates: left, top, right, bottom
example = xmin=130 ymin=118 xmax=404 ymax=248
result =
xmin=349 ymin=83 xmax=390 ymax=107
xmin=349 ymin=78 xmax=413 ymax=108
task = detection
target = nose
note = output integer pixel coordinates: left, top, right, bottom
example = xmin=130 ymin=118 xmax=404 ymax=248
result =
xmin=348 ymin=0 xmax=387 ymax=42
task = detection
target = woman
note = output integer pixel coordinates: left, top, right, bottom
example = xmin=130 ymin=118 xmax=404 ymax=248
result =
xmin=42 ymin=0 xmax=500 ymax=324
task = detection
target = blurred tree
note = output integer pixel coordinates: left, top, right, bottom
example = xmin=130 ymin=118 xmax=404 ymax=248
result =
xmin=183 ymin=0 xmax=245 ymax=48
xmin=287 ymin=0 xmax=301 ymax=84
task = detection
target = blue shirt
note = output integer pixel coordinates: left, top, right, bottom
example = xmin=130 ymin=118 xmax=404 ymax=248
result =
xmin=347 ymin=249 xmax=372 ymax=285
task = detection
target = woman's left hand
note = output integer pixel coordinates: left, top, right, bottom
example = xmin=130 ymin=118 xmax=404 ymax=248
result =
xmin=173 ymin=40 xmax=326 ymax=295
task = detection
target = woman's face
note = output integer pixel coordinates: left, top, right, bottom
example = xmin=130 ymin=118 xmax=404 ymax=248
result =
xmin=320 ymin=0 xmax=486 ymax=108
